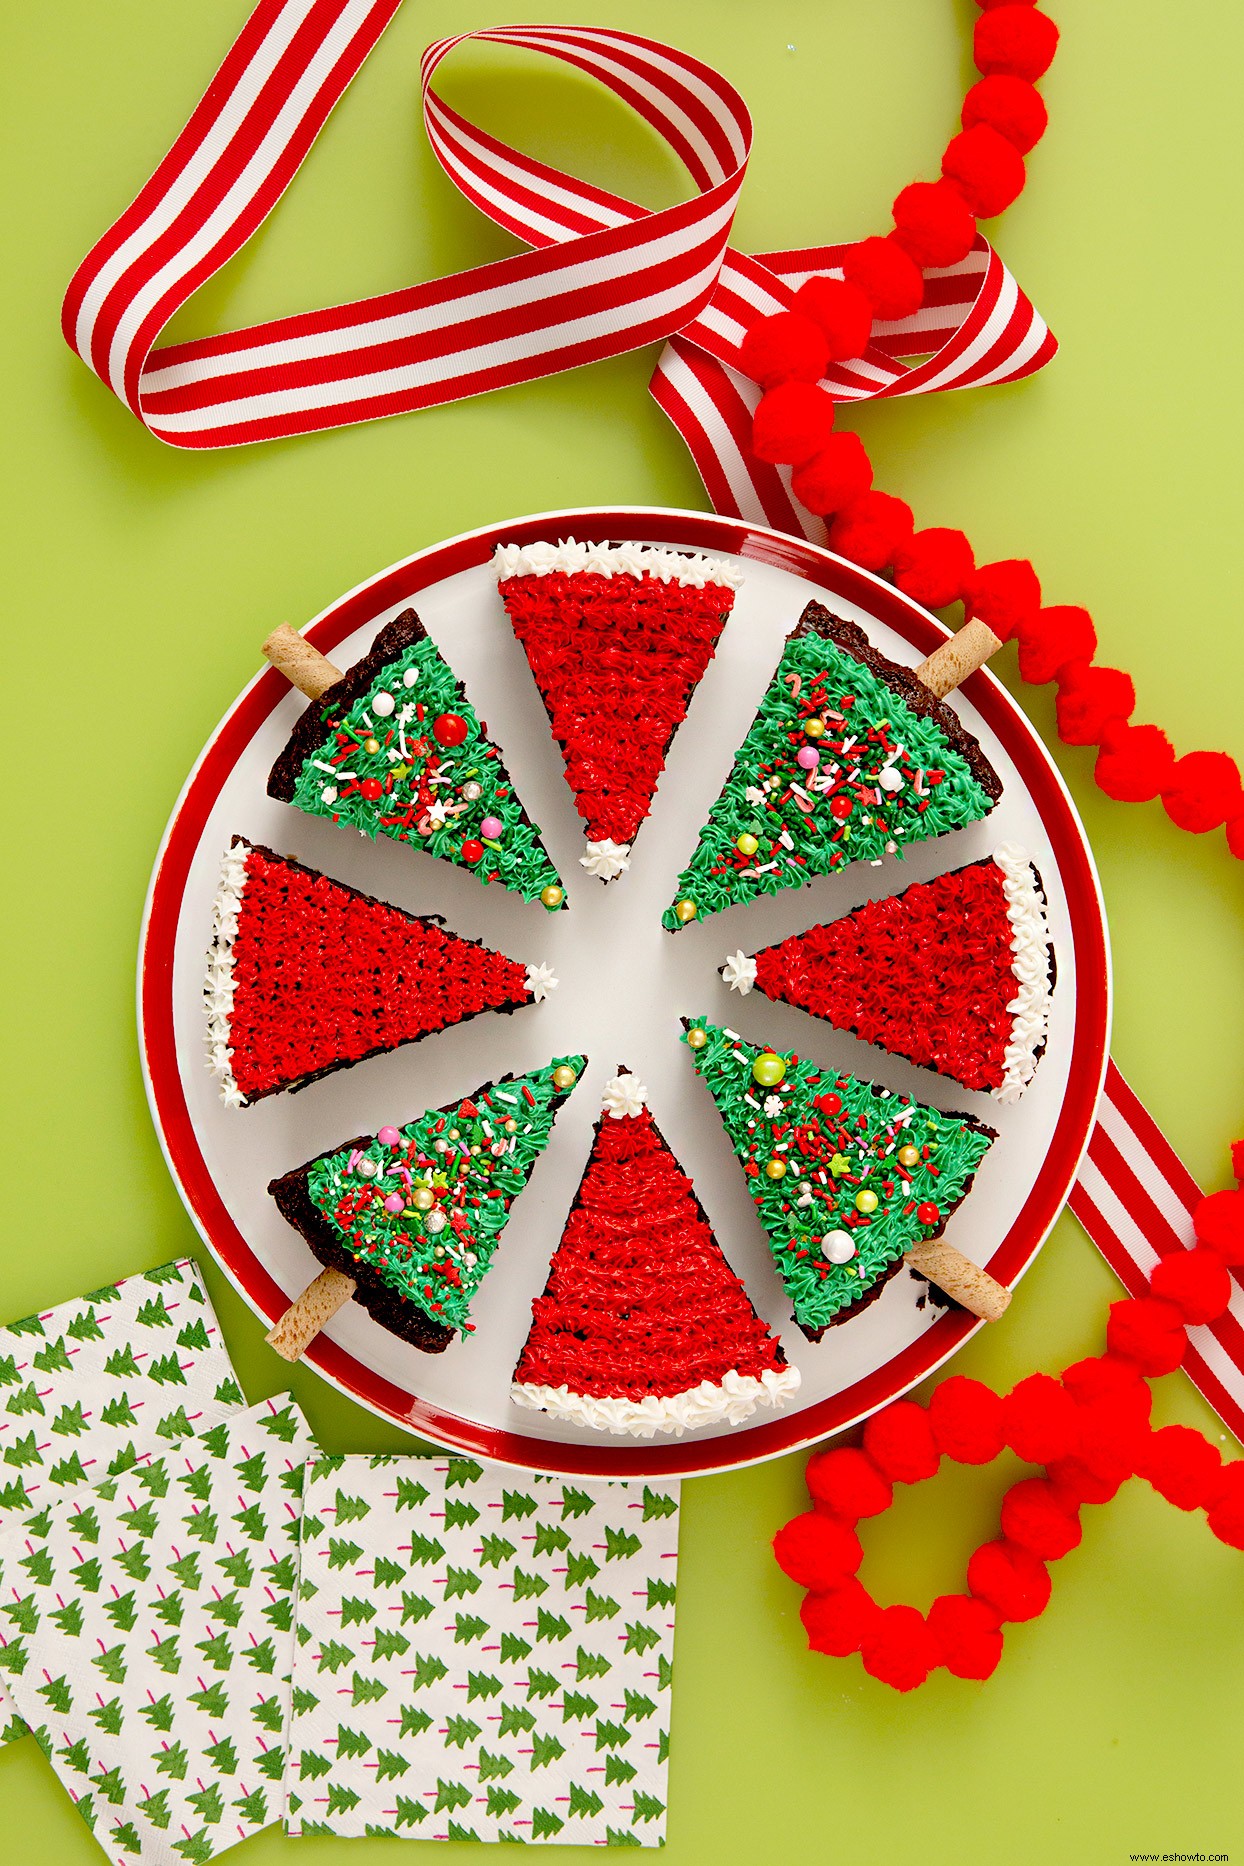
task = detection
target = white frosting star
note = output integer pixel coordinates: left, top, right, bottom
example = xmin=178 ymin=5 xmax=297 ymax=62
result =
xmin=524 ymin=961 xmax=558 ymax=1004
xmin=721 ymin=951 xmax=757 ymax=995
xmin=579 ymin=838 xmax=631 ymax=881
xmin=602 ymin=1072 xmax=648 ymax=1119
xmin=424 ymin=798 xmax=448 ymax=829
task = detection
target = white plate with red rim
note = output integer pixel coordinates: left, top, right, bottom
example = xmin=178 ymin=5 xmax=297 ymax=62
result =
xmin=140 ymin=505 xmax=1111 ymax=1479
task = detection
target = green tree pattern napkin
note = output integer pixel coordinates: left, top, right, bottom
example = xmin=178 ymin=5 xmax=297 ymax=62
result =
xmin=0 ymin=1395 xmax=315 ymax=1864
xmin=0 ymin=1261 xmax=245 ymax=1747
xmin=286 ymin=1454 xmax=681 ymax=1847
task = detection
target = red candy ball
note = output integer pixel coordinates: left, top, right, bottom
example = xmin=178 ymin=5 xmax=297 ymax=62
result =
xmin=860 ymin=1604 xmax=939 ymax=1692
xmin=829 ymin=793 xmax=854 ymax=821
xmin=967 ymin=1539 xmax=1051 ymax=1622
xmin=863 ymin=1400 xmax=940 ymax=1483
xmin=927 ymin=1374 xmax=1006 ymax=1463
xmin=1148 ymin=1248 xmax=1234 ymax=1325
xmin=915 ymin=1201 xmax=941 ymax=1226
xmin=800 ymin=1578 xmax=880 ymax=1656
xmin=1000 ymin=1478 xmax=1082 ymax=1559
xmin=1138 ymin=1425 xmax=1224 ymax=1513
xmin=892 ymin=180 xmax=977 ymax=268
xmin=1105 ymin=1296 xmax=1187 ymax=1377
xmin=791 ymin=432 xmax=873 ymax=517
xmin=842 ymin=235 xmax=925 ymax=321
xmin=358 ymin=777 xmax=384 ymax=801
xmin=1002 ymin=1372 xmax=1080 ymax=1465
xmin=1161 ymin=750 xmax=1244 ymax=833
xmin=974 ymin=5 xmax=1060 ymax=81
xmin=1055 ymin=663 xmax=1136 ymax=746
xmin=942 ymin=125 xmax=1027 ymax=218
xmin=433 ymin=712 xmax=469 ymax=747
xmin=739 ymin=310 xmax=829 ymax=388
xmin=460 ymin=839 xmax=485 ymax=865
xmin=805 ymin=1445 xmax=893 ymax=1519
xmin=962 ymin=73 xmax=1049 ymax=154
xmin=893 ymin=527 xmax=974 ymax=609
xmin=927 ymin=1594 xmax=1004 ymax=1681
xmin=752 ymin=380 xmax=836 ymax=466
xmin=1094 ymin=721 xmax=1177 ymax=803
xmin=1193 ymin=1189 xmax=1244 ymax=1264
xmin=968 ymin=558 xmax=1041 ymax=642
xmin=772 ymin=1511 xmax=863 ymax=1591
xmin=794 ymin=277 xmax=874 ymax=361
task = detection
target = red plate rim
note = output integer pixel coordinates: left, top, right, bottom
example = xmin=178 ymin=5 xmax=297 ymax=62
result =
xmin=139 ymin=504 xmax=1111 ymax=1478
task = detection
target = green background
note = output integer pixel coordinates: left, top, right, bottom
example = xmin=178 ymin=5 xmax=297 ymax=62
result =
xmin=4 ymin=1 xmax=1243 ymax=1860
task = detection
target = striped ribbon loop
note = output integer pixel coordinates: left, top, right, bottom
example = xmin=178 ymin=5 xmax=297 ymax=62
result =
xmin=1070 ymin=1063 xmax=1244 ymax=1445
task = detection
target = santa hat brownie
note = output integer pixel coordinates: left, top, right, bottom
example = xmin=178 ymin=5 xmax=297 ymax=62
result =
xmin=664 ymin=601 xmax=1003 ymax=930
xmin=722 ymin=845 xmax=1054 ymax=1104
xmin=511 ymin=1069 xmax=799 ymax=1436
xmin=264 ymin=609 xmax=567 ymax=910
xmin=682 ymin=1021 xmax=1007 ymax=1335
xmin=494 ymin=539 xmax=739 ymax=881
xmin=204 ymin=838 xmax=557 ymax=1107
xmin=267 ymin=1054 xmax=585 ymax=1360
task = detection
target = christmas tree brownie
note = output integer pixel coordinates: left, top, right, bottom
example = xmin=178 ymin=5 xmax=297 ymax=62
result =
xmin=664 ymin=601 xmax=1002 ymax=930
xmin=722 ymin=844 xmax=1054 ymax=1104
xmin=495 ymin=539 xmax=740 ymax=881
xmin=511 ymin=1069 xmax=799 ymax=1436
xmin=204 ymin=837 xmax=558 ymax=1107
xmin=682 ymin=1020 xmax=996 ymax=1338
xmin=267 ymin=608 xmax=566 ymax=909
xmin=269 ymin=1055 xmax=585 ymax=1353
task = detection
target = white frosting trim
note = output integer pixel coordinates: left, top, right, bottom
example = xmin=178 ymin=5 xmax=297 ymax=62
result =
xmin=991 ymin=841 xmax=1055 ymax=1105
xmin=494 ymin=537 xmax=742 ymax=589
xmin=204 ymin=839 xmax=251 ymax=1109
xmin=510 ymin=1364 xmax=801 ymax=1438
xmin=524 ymin=961 xmax=559 ymax=1003
xmin=602 ymin=1071 xmax=647 ymax=1119
xmin=721 ymin=951 xmax=757 ymax=995
xmin=579 ymin=837 xmax=631 ymax=881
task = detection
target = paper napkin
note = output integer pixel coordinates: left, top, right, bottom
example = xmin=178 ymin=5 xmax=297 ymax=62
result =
xmin=0 ymin=1260 xmax=245 ymax=1746
xmin=285 ymin=1455 xmax=680 ymax=1847
xmin=0 ymin=1395 xmax=316 ymax=1865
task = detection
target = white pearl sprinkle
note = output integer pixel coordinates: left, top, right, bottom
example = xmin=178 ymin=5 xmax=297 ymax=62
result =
xmin=372 ymin=690 xmax=395 ymax=717
xmin=402 ymin=666 xmax=419 ymax=687
xmin=822 ymin=1230 xmax=857 ymax=1265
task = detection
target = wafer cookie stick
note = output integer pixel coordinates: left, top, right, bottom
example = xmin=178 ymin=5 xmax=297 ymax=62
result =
xmin=904 ymin=1236 xmax=1012 ymax=1322
xmin=914 ymin=618 xmax=1002 ymax=699
xmin=262 ymin=623 xmax=343 ymax=700
xmin=266 ymin=1267 xmax=356 ymax=1362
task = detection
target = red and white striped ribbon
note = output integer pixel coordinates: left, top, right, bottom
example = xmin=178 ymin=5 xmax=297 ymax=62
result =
xmin=1070 ymin=1062 xmax=1244 ymax=1444
xmin=65 ymin=8 xmax=1236 ymax=1435
xmin=62 ymin=6 xmax=1050 ymax=453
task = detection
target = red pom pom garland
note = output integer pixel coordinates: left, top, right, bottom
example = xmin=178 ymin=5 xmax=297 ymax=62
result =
xmin=776 ymin=1145 xmax=1244 ymax=1690
xmin=732 ymin=5 xmax=1240 ymax=863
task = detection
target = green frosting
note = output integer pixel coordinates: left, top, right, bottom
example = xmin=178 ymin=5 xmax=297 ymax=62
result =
xmin=682 ymin=1020 xmax=994 ymax=1330
xmin=303 ymin=1056 xmax=586 ymax=1336
xmin=290 ymin=633 xmax=565 ymax=907
xmin=664 ymin=629 xmax=995 ymax=929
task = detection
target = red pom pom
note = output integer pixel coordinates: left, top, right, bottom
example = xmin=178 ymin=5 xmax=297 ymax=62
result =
xmin=1233 ymin=1140 xmax=1244 ymax=1186
xmin=828 ymin=492 xmax=914 ymax=574
xmin=962 ymin=74 xmax=1049 ymax=154
xmin=1193 ymin=1188 xmax=1244 ymax=1264
xmin=999 ymin=1478 xmax=1082 ymax=1559
xmin=892 ymin=180 xmax=977 ymax=269
xmin=800 ymin=1579 xmax=880 ymax=1656
xmin=1206 ymin=1464 xmax=1244 ymax=1551
xmin=772 ymin=1510 xmax=863 ymax=1590
xmin=1016 ymin=604 xmax=1096 ymax=684
xmin=967 ymin=558 xmax=1041 ymax=642
xmin=893 ymin=527 xmax=975 ymax=608
xmin=1161 ymin=750 xmax=1244 ymax=834
xmin=1149 ymin=1249 xmax=1234 ymax=1325
xmin=1055 ymin=662 xmax=1136 ymax=746
xmin=1094 ymin=720 xmax=1177 ymax=802
xmin=1138 ymin=1424 xmax=1224 ymax=1512
xmin=1229 ymin=816 xmax=1244 ymax=861
xmin=739 ymin=310 xmax=830 ymax=389
xmin=927 ymin=1375 xmax=1006 ymax=1463
xmin=1062 ymin=1354 xmax=1152 ymax=1418
xmin=793 ymin=277 xmax=874 ymax=362
xmin=1105 ymin=1296 xmax=1187 ymax=1377
xmin=1046 ymin=1456 xmax=1125 ymax=1507
xmin=927 ymin=1594 xmax=1004 ymax=1680
xmin=942 ymin=125 xmax=1027 ymax=218
xmin=1002 ymin=1372 xmax=1080 ymax=1465
xmin=860 ymin=1604 xmax=939 ymax=1692
xmin=791 ymin=432 xmax=873 ymax=517
xmin=862 ymin=1399 xmax=940 ymax=1482
xmin=752 ymin=381 xmax=835 ymax=466
xmin=806 ymin=1445 xmax=893 ymax=1520
xmin=842 ymin=235 xmax=925 ymax=321
xmin=974 ymin=5 xmax=1060 ymax=81
xmin=967 ymin=1539 xmax=1051 ymax=1622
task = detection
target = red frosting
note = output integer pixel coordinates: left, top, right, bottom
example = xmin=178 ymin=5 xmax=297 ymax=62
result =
xmin=513 ymin=1105 xmax=786 ymax=1400
xmin=498 ymin=570 xmax=734 ymax=845
xmin=223 ymin=844 xmax=532 ymax=1101
xmin=752 ymin=857 xmax=1022 ymax=1094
